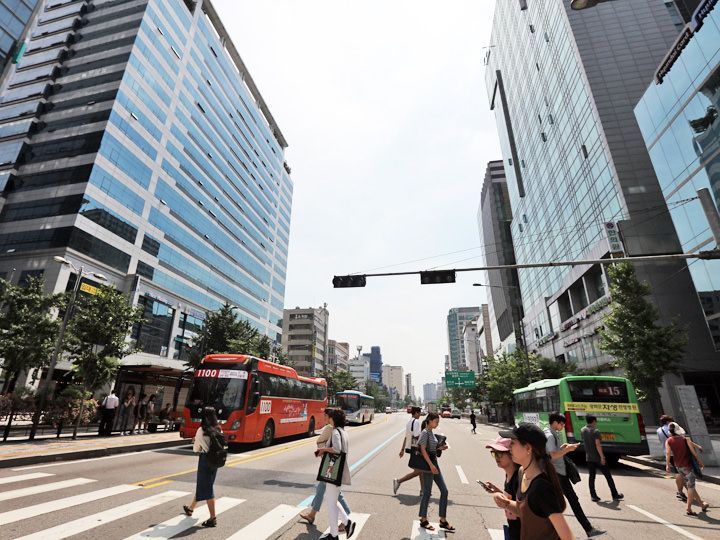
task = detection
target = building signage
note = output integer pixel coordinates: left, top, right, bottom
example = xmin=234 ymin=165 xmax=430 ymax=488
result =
xmin=79 ymin=282 xmax=98 ymax=295
xmin=445 ymin=370 xmax=476 ymax=389
xmin=604 ymin=221 xmax=624 ymax=256
xmin=564 ymin=401 xmax=640 ymax=414
xmin=655 ymin=0 xmax=717 ymax=83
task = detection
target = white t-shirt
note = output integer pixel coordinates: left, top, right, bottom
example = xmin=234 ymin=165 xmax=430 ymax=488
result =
xmin=405 ymin=417 xmax=421 ymax=448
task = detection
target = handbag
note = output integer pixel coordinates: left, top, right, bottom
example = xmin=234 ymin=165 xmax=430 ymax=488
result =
xmin=564 ymin=456 xmax=581 ymax=484
xmin=405 ymin=419 xmax=419 ymax=455
xmin=408 ymin=449 xmax=434 ymax=471
xmin=684 ymin=439 xmax=704 ymax=479
xmin=317 ymin=428 xmax=347 ymax=486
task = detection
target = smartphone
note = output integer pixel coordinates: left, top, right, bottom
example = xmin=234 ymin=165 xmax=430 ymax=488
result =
xmin=477 ymin=480 xmax=491 ymax=491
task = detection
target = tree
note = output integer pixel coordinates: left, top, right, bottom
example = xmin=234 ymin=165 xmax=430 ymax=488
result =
xmin=0 ymin=277 xmax=61 ymax=393
xmin=64 ymin=285 xmax=144 ymax=439
xmin=319 ymin=369 xmax=358 ymax=397
xmin=599 ymin=262 xmax=686 ymax=412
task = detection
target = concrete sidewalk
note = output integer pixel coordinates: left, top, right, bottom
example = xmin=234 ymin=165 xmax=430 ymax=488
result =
xmin=0 ymin=430 xmax=190 ymax=468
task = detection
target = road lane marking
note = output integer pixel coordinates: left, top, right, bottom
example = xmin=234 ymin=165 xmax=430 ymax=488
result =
xmin=488 ymin=529 xmax=504 ymax=540
xmin=226 ymin=503 xmax=301 ymax=539
xmin=0 ymin=472 xmax=54 ymax=484
xmin=0 ymin=477 xmax=95 ymax=501
xmin=627 ymin=504 xmax=705 ymax=540
xmin=122 ymin=496 xmax=244 ymax=539
xmin=322 ymin=512 xmax=371 ymax=540
xmin=0 ymin=484 xmax=140 ymax=525
xmin=14 ymin=489 xmax=189 ymax=540
xmin=455 ymin=465 xmax=469 ymax=484
xmin=12 ymin=450 xmax=154 ymax=471
xmin=142 ymin=480 xmax=172 ymax=489
xmin=410 ymin=520 xmax=448 ymax=538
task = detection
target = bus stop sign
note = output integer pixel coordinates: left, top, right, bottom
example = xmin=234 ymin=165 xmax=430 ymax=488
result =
xmin=445 ymin=371 xmax=476 ymax=389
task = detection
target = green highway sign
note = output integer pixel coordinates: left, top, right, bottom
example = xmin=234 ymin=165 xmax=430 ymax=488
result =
xmin=445 ymin=370 xmax=476 ymax=389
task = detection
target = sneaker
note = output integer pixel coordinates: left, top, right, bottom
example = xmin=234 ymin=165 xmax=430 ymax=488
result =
xmin=393 ymin=478 xmax=400 ymax=495
xmin=612 ymin=493 xmax=624 ymax=501
xmin=345 ymin=519 xmax=356 ymax=539
xmin=587 ymin=528 xmax=606 ymax=538
xmin=591 ymin=495 xmax=601 ymax=502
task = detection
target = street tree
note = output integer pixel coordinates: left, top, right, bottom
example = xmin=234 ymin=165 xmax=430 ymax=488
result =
xmin=64 ymin=285 xmax=144 ymax=439
xmin=599 ymin=262 xmax=686 ymax=412
xmin=319 ymin=369 xmax=358 ymax=397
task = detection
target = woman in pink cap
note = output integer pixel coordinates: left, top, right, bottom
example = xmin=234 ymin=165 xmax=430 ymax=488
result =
xmin=481 ymin=436 xmax=520 ymax=540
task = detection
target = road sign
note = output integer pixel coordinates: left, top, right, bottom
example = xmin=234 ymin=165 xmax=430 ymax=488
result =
xmin=445 ymin=370 xmax=476 ymax=389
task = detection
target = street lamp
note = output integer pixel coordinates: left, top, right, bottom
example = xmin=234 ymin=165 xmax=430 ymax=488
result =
xmin=28 ymin=257 xmax=107 ymax=440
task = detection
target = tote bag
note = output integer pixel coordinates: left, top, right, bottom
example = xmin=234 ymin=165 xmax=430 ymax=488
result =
xmin=317 ymin=428 xmax=347 ymax=486
xmin=405 ymin=419 xmax=419 ymax=455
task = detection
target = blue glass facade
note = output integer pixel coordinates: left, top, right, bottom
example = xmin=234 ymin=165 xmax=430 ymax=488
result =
xmin=0 ymin=0 xmax=37 ymax=68
xmin=635 ymin=3 xmax=720 ymax=356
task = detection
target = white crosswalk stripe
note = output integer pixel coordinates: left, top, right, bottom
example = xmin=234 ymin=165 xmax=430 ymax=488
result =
xmin=14 ymin=490 xmax=189 ymax=540
xmin=226 ymin=504 xmax=301 ymax=539
xmin=410 ymin=520 xmax=449 ymax=539
xmin=488 ymin=529 xmax=505 ymax=540
xmin=0 ymin=477 xmax=95 ymax=501
xmin=322 ymin=512 xmax=371 ymax=540
xmin=121 ymin=497 xmax=244 ymax=539
xmin=0 ymin=472 xmax=54 ymax=485
xmin=0 ymin=483 xmax=140 ymax=525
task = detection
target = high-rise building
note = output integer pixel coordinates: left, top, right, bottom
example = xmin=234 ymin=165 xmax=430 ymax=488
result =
xmin=405 ymin=372 xmax=414 ymax=402
xmin=0 ymin=0 xmax=293 ymax=392
xmin=327 ymin=340 xmax=350 ymax=372
xmin=485 ymin=0 xmax=715 ymax=387
xmin=635 ymin=0 xmax=720 ymax=418
xmin=423 ymin=382 xmax=437 ymax=403
xmin=461 ymin=317 xmax=481 ymax=373
xmin=0 ymin=0 xmax=38 ymax=70
xmin=478 ymin=160 xmax=523 ymax=354
xmin=382 ymin=364 xmax=405 ymax=400
xmin=446 ymin=307 xmax=481 ymax=370
xmin=369 ymin=345 xmax=382 ymax=383
xmin=281 ymin=306 xmax=329 ymax=376
xmin=348 ymin=354 xmax=369 ymax=389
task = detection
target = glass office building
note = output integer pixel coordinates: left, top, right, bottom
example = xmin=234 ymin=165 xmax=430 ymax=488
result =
xmin=0 ymin=0 xmax=38 ymax=69
xmin=485 ymin=0 xmax=716 ymax=380
xmin=447 ymin=307 xmax=480 ymax=371
xmin=635 ymin=0 xmax=720 ymax=419
xmin=0 ymin=0 xmax=293 ymax=390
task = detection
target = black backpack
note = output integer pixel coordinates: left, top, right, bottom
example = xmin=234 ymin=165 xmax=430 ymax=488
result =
xmin=205 ymin=430 xmax=228 ymax=468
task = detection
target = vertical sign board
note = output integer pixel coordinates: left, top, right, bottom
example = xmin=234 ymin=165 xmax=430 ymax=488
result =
xmin=675 ymin=385 xmax=718 ymax=466
xmin=604 ymin=222 xmax=625 ymax=257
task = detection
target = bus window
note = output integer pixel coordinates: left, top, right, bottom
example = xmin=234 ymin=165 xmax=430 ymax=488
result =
xmin=568 ymin=380 xmax=629 ymax=402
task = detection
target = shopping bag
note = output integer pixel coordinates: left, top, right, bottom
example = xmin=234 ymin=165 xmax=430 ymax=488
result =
xmin=317 ymin=450 xmax=346 ymax=486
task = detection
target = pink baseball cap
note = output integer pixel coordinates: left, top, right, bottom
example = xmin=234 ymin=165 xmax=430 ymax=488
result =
xmin=485 ymin=436 xmax=511 ymax=452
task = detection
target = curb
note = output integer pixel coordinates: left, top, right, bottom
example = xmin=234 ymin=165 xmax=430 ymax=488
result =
xmin=0 ymin=438 xmax=191 ymax=469
xmin=622 ymin=455 xmax=720 ymax=486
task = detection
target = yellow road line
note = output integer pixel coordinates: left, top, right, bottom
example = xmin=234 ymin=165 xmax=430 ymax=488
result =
xmin=142 ymin=480 xmax=172 ymax=489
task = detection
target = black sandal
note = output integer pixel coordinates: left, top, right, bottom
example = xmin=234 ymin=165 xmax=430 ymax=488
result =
xmin=419 ymin=519 xmax=435 ymax=531
xmin=201 ymin=517 xmax=217 ymax=527
xmin=182 ymin=505 xmax=193 ymax=516
xmin=439 ymin=519 xmax=456 ymax=531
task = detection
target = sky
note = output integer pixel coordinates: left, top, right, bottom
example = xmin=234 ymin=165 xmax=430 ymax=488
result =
xmin=215 ymin=0 xmax=501 ymax=393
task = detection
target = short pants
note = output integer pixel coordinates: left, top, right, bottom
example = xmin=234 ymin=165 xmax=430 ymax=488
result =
xmin=678 ymin=466 xmax=696 ymax=489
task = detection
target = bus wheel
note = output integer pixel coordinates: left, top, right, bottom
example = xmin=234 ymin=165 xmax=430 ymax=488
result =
xmin=307 ymin=417 xmax=315 ymax=437
xmin=261 ymin=421 xmax=274 ymax=447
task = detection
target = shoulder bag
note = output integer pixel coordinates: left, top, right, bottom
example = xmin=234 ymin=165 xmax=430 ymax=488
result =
xmin=405 ymin=419 xmax=419 ymax=455
xmin=684 ymin=438 xmax=704 ymax=479
xmin=317 ymin=428 xmax=347 ymax=486
xmin=408 ymin=432 xmax=436 ymax=472
xmin=554 ymin=431 xmax=581 ymax=484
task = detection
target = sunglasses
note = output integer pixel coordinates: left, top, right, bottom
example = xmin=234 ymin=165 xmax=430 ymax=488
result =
xmin=490 ymin=450 xmax=509 ymax=459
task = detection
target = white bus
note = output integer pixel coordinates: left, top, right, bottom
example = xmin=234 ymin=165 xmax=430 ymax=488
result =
xmin=335 ymin=390 xmax=375 ymax=424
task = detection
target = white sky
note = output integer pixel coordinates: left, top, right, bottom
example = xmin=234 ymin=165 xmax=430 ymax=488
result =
xmin=215 ymin=0 xmax=501 ymax=393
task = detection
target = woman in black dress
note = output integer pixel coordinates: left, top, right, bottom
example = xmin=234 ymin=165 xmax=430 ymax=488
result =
xmin=183 ymin=407 xmax=221 ymax=527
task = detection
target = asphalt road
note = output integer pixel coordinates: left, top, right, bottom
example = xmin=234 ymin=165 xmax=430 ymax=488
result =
xmin=1 ymin=413 xmax=719 ymax=539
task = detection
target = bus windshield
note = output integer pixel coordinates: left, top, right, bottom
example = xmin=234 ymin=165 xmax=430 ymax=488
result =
xmin=567 ymin=379 xmax=629 ymax=403
xmin=186 ymin=362 xmax=249 ymax=420
xmin=336 ymin=394 xmax=359 ymax=412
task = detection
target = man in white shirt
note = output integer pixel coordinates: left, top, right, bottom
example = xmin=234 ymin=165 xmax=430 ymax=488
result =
xmin=393 ymin=407 xmax=423 ymax=495
xmin=98 ymin=389 xmax=119 ymax=436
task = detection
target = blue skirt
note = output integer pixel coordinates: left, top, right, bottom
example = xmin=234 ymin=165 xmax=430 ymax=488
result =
xmin=195 ymin=453 xmax=217 ymax=501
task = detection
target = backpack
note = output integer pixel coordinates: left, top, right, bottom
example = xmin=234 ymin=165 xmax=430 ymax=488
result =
xmin=205 ymin=430 xmax=228 ymax=468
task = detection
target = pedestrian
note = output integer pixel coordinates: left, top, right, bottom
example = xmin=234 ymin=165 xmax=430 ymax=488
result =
xmin=300 ymin=408 xmax=352 ymax=532
xmin=480 ymin=436 xmax=520 ymax=540
xmin=493 ymin=423 xmax=574 ymax=540
xmin=581 ymin=415 xmax=623 ymax=502
xmin=159 ymin=404 xmax=173 ymax=430
xmin=315 ymin=408 xmax=356 ymax=540
xmin=470 ymin=410 xmax=477 ymax=434
xmin=132 ymin=392 xmax=147 ymax=435
xmin=393 ymin=406 xmax=423 ymax=495
xmin=143 ymin=394 xmax=156 ymax=432
xmin=665 ymin=422 xmax=710 ymax=516
xmin=183 ymin=406 xmax=222 ymax=527
xmin=417 ymin=412 xmax=455 ymax=532
xmin=544 ymin=412 xmax=605 ymax=537
xmin=98 ymin=388 xmax=119 ymax=436
xmin=118 ymin=387 xmax=136 ymax=435
xmin=658 ymin=414 xmax=687 ymax=502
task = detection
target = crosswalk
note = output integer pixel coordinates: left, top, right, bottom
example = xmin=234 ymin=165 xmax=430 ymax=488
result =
xmin=0 ymin=470 xmax=504 ymax=539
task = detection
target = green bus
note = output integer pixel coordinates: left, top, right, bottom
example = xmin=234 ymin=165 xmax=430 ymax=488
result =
xmin=513 ymin=376 xmax=649 ymax=461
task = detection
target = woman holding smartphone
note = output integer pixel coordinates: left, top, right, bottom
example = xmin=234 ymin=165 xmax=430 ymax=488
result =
xmin=417 ymin=412 xmax=455 ymax=532
xmin=481 ymin=436 xmax=520 ymax=540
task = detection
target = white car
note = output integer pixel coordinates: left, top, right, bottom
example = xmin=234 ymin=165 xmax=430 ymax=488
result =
xmin=385 ymin=407 xmax=392 ymax=414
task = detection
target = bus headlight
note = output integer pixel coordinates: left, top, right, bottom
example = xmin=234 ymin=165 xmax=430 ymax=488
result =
xmin=230 ymin=420 xmax=241 ymax=430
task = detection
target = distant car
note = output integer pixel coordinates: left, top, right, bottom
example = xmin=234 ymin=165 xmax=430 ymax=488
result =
xmin=385 ymin=407 xmax=392 ymax=414
xmin=441 ymin=410 xmax=452 ymax=418
xmin=451 ymin=408 xmax=461 ymax=419
xmin=421 ymin=408 xmax=427 ymax=415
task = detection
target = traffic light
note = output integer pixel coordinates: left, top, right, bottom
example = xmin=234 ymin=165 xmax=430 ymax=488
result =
xmin=332 ymin=275 xmax=367 ymax=288
xmin=420 ymin=270 xmax=456 ymax=285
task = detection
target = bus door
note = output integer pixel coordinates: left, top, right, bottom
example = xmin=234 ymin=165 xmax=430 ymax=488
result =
xmin=244 ymin=370 xmax=262 ymax=441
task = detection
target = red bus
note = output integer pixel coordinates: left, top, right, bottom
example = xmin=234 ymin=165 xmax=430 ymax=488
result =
xmin=180 ymin=354 xmax=328 ymax=447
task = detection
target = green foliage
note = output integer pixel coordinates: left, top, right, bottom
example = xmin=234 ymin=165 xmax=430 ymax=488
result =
xmin=364 ymin=381 xmax=390 ymax=411
xmin=0 ymin=387 xmax=36 ymax=419
xmin=319 ymin=369 xmax=358 ymax=397
xmin=0 ymin=277 xmax=61 ymax=386
xmin=43 ymin=387 xmax=98 ymax=427
xmin=599 ymin=262 xmax=686 ymax=403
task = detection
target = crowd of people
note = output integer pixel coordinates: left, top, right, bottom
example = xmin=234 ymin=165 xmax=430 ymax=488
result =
xmin=97 ymin=387 xmax=177 ymax=436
